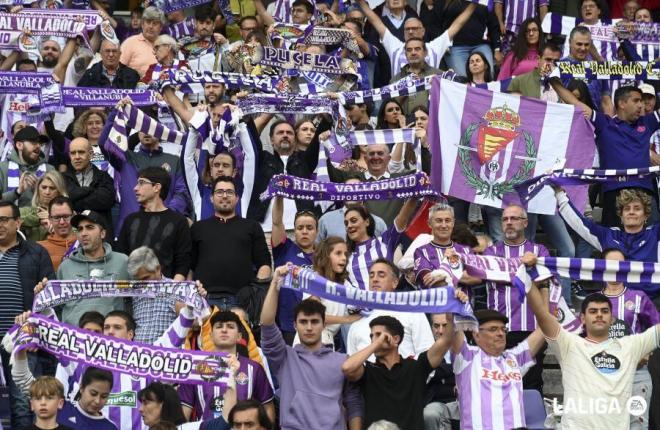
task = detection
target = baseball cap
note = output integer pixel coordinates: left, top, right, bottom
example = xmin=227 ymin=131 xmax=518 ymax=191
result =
xmin=71 ymin=210 xmax=107 ymax=231
xmin=638 ymin=83 xmax=656 ymax=97
xmin=474 ymin=309 xmax=509 ymax=326
xmin=14 ymin=126 xmax=49 ymax=144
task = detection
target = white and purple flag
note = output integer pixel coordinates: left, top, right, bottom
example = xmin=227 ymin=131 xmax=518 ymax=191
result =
xmin=428 ymin=78 xmax=595 ymax=215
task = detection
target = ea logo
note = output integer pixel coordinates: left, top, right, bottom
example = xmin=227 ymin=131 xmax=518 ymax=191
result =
xmin=627 ymin=396 xmax=647 ymax=417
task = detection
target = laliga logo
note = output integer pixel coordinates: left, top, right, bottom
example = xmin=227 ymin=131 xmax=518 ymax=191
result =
xmin=551 ymin=396 xmax=647 ymax=416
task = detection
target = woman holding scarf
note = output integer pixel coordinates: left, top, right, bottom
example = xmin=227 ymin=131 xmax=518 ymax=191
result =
xmin=297 ymin=236 xmax=363 ymax=349
xmin=344 ymin=198 xmax=418 ymax=290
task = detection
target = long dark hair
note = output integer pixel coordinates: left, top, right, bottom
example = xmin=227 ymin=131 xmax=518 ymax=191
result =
xmin=567 ymin=79 xmax=596 ymax=111
xmin=512 ymin=17 xmax=545 ymax=67
xmin=465 ymin=52 xmax=492 ymax=84
xmin=345 ymin=206 xmax=376 ymax=252
xmin=313 ymin=236 xmax=348 ymax=283
xmin=138 ymin=382 xmax=186 ymax=425
xmin=74 ymin=367 xmax=113 ymax=402
xmin=376 ymin=99 xmax=404 ymax=130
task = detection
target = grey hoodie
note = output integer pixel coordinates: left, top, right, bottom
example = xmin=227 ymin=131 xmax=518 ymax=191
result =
xmin=0 ymin=149 xmax=54 ymax=206
xmin=57 ymin=242 xmax=129 ymax=326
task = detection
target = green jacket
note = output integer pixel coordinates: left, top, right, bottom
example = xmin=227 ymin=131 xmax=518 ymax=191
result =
xmin=57 ymin=242 xmax=129 ymax=326
xmin=19 ymin=206 xmax=48 ymax=242
xmin=0 ymin=149 xmax=54 ymax=207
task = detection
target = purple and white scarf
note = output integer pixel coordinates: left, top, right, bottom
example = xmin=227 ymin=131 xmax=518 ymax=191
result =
xmin=337 ymin=72 xmax=458 ymax=105
xmin=255 ymin=46 xmax=358 ymax=76
xmin=514 ymin=256 xmax=660 ymax=298
xmin=158 ymin=69 xmax=279 ymax=93
xmin=556 ymin=61 xmax=660 ymax=81
xmin=62 ymin=87 xmax=158 ymax=107
xmin=271 ymin=23 xmax=362 ymax=58
xmin=143 ymin=0 xmax=213 ymax=13
xmin=110 ymin=104 xmax=185 ymax=150
xmin=33 ymin=280 xmax=210 ymax=319
xmin=0 ymin=71 xmax=63 ymax=115
xmin=283 ymin=265 xmax=478 ymax=330
xmin=237 ymin=93 xmax=337 ymax=116
xmin=542 ymin=13 xmax=660 ymax=45
xmin=10 ymin=314 xmax=230 ymax=387
xmin=260 ymin=172 xmax=439 ymax=201
xmin=515 ymin=166 xmax=660 ymax=204
xmin=0 ymin=9 xmax=101 ymax=48
xmin=6 ymin=161 xmax=46 ymax=190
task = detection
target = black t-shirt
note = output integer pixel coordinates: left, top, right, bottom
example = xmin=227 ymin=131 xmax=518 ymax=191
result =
xmin=116 ymin=209 xmax=192 ymax=278
xmin=190 ymin=215 xmax=271 ymax=294
xmin=20 ymin=425 xmax=74 ymax=430
xmin=359 ymin=352 xmax=434 ymax=430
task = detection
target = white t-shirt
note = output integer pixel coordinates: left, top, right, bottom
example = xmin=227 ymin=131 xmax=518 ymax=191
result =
xmin=346 ymin=309 xmax=434 ymax=362
xmin=381 ymin=29 xmax=452 ymax=76
xmin=548 ymin=326 xmax=659 ymax=429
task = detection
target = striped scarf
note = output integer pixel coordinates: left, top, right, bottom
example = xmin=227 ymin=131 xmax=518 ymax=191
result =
xmin=6 ymin=161 xmax=46 ymax=190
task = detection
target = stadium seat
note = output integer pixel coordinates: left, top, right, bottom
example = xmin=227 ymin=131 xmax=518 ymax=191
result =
xmin=523 ymin=389 xmax=547 ymax=429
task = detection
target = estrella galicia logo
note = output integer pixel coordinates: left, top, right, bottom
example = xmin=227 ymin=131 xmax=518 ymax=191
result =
xmin=591 ymin=351 xmax=621 ymax=374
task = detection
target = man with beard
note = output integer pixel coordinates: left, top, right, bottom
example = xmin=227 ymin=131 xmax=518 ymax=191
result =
xmin=38 ymin=39 xmax=60 ymax=72
xmin=0 ymin=126 xmax=55 ymax=207
xmin=483 ymin=204 xmax=558 ymax=394
xmin=250 ymin=120 xmax=319 ymax=228
xmin=191 ymin=176 xmax=271 ymax=310
xmin=58 ymin=210 xmax=129 ymax=325
xmin=390 ymin=38 xmax=441 ymax=114
xmin=260 ymin=266 xmax=363 ymax=429
xmin=180 ymin=6 xmax=222 ymax=74
xmin=37 ymin=196 xmax=76 ymax=271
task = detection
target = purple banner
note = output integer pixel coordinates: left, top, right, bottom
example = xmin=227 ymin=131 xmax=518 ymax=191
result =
xmin=260 ymin=172 xmax=439 ymax=202
xmin=255 ymin=46 xmax=358 ymax=76
xmin=0 ymin=9 xmax=100 ymax=49
xmin=33 ymin=280 xmax=210 ymax=319
xmin=61 ymin=87 xmax=158 ymax=107
xmin=11 ymin=314 xmax=230 ymax=386
xmin=283 ymin=266 xmax=477 ymax=330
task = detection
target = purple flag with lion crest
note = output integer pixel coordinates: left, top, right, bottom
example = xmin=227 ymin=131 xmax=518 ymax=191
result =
xmin=427 ymin=77 xmax=595 ymax=215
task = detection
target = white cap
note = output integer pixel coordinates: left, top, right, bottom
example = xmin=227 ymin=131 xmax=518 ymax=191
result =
xmin=638 ymin=83 xmax=656 ymax=97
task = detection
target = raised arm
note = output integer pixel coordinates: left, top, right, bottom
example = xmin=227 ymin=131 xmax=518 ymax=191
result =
xmin=548 ymin=77 xmax=593 ymax=118
xmin=271 ymin=196 xmax=286 ymax=248
xmin=426 ymin=290 xmax=468 ymax=367
xmin=342 ymin=331 xmax=389 ymax=381
xmin=162 ymin=86 xmax=193 ymax=125
xmin=356 ymin=0 xmax=387 ymax=40
xmin=52 ymin=37 xmax=78 ymax=83
xmin=446 ymin=3 xmax=476 ymax=40
xmin=260 ymin=265 xmax=289 ymax=326
xmin=254 ymin=0 xmax=275 ymax=27
xmin=393 ymin=198 xmax=419 ymax=232
xmin=521 ymin=253 xmax=560 ymax=339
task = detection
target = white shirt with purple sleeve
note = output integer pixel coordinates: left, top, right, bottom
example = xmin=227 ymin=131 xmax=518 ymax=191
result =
xmin=452 ymin=339 xmax=535 ymax=429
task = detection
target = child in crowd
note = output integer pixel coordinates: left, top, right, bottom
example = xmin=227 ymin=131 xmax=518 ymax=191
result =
xmin=21 ymin=376 xmax=73 ymax=430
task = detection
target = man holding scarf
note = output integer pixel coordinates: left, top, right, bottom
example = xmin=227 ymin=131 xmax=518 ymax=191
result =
xmin=58 ymin=210 xmax=128 ymax=326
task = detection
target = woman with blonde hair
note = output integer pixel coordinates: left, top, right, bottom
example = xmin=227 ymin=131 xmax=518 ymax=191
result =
xmin=72 ymin=109 xmax=109 ymax=170
xmin=20 ymin=170 xmax=68 ymax=241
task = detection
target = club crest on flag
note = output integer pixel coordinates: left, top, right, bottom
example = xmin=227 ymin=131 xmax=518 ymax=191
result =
xmin=458 ymin=104 xmax=537 ymax=200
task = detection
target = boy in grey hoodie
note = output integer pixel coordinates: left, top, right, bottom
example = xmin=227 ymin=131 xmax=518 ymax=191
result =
xmin=57 ymin=210 xmax=129 ymax=325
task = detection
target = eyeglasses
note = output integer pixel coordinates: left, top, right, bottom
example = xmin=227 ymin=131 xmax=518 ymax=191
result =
xmin=0 ymin=216 xmax=17 ymax=224
xmin=241 ymin=26 xmax=257 ymax=32
xmin=480 ymin=326 xmax=508 ymax=334
xmin=136 ymin=179 xmax=156 ymax=187
xmin=213 ymin=189 xmax=236 ymax=196
xmin=49 ymin=215 xmax=73 ymax=222
xmin=386 ymin=107 xmax=401 ymax=113
xmin=526 ymin=28 xmax=539 ymax=33
xmin=367 ymin=151 xmax=386 ymax=157
xmin=502 ymin=216 xmax=526 ymax=222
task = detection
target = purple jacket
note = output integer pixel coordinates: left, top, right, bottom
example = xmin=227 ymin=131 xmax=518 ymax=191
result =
xmin=100 ymin=110 xmax=191 ymax=234
xmin=261 ymin=324 xmax=363 ymax=429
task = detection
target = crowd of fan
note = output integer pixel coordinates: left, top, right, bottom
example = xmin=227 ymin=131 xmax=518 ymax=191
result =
xmin=0 ymin=0 xmax=659 ymax=429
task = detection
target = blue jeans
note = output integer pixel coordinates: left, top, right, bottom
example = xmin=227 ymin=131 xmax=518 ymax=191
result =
xmin=527 ymin=214 xmax=575 ymax=305
xmin=444 ymin=44 xmax=495 ymax=78
xmin=207 ymin=295 xmax=239 ymax=311
xmin=482 ymin=206 xmax=503 ymax=243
